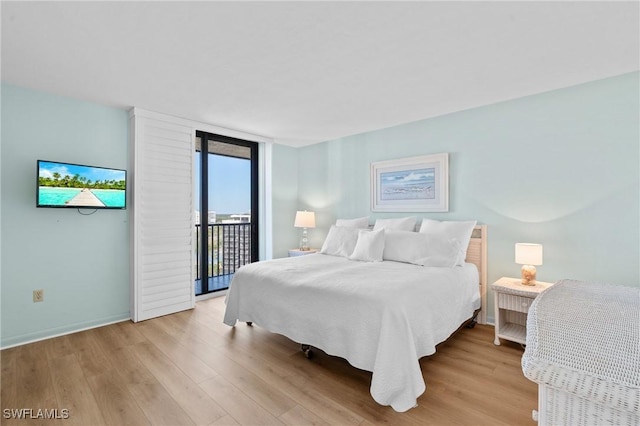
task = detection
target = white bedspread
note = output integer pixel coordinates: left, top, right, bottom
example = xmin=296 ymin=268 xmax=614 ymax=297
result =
xmin=223 ymin=253 xmax=480 ymax=412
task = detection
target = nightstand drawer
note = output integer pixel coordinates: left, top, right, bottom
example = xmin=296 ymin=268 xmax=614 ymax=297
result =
xmin=497 ymin=293 xmax=534 ymax=314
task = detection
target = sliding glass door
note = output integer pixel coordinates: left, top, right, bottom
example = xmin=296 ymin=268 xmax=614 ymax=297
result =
xmin=194 ymin=131 xmax=258 ymax=296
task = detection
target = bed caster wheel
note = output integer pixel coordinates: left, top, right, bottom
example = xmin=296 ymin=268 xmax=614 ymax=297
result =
xmin=246 ymin=321 xmax=253 ymax=326
xmin=466 ymin=320 xmax=476 ymax=329
xmin=301 ymin=344 xmax=312 ymax=359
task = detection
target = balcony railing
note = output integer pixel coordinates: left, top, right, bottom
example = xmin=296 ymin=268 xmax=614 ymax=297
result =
xmin=195 ymin=223 xmax=252 ymax=286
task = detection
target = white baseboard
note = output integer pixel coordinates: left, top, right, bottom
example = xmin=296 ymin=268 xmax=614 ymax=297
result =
xmin=0 ymin=313 xmax=131 ymax=350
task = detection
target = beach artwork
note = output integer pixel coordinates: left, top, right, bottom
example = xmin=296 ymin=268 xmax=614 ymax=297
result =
xmin=380 ymin=168 xmax=435 ymax=201
xmin=371 ymin=153 xmax=449 ymax=212
xmin=38 ymin=161 xmax=126 ymax=208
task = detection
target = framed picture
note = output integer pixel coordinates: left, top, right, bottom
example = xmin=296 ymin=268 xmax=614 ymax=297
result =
xmin=370 ymin=153 xmax=449 ymax=212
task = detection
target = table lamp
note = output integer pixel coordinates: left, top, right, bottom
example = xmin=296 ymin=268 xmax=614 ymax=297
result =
xmin=294 ymin=211 xmax=315 ymax=251
xmin=515 ymin=243 xmax=543 ymax=285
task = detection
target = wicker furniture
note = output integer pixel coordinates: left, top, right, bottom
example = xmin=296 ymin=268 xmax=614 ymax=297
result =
xmin=491 ymin=277 xmax=553 ymax=345
xmin=522 ymin=279 xmax=640 ymax=425
xmin=288 ymin=248 xmax=318 ymax=257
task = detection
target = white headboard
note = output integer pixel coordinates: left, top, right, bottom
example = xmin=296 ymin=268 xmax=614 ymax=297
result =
xmin=465 ymin=225 xmax=488 ymax=325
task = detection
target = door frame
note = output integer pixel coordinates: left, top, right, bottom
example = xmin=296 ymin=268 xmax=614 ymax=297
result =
xmin=195 ymin=130 xmax=259 ymax=295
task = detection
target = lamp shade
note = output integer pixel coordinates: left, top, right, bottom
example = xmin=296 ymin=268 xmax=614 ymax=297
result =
xmin=294 ymin=211 xmax=316 ymax=228
xmin=515 ymin=243 xmax=543 ymax=266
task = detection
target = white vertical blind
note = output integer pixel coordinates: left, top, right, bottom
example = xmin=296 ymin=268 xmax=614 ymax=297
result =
xmin=130 ymin=111 xmax=195 ymax=322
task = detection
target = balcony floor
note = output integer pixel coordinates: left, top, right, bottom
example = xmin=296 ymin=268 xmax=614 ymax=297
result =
xmin=195 ymin=273 xmax=234 ymax=295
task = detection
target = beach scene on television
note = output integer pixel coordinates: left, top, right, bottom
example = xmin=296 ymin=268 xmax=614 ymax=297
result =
xmin=380 ymin=167 xmax=436 ymax=201
xmin=38 ymin=161 xmax=126 ymax=208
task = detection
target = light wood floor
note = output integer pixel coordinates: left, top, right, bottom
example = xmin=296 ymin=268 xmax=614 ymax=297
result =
xmin=1 ymin=297 xmax=537 ymax=425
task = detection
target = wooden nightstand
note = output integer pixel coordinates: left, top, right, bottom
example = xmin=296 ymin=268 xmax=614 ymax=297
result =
xmin=492 ymin=277 xmax=553 ymax=346
xmin=288 ymin=248 xmax=318 ymax=257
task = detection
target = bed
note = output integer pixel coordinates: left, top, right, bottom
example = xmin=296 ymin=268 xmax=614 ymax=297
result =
xmin=223 ymin=224 xmax=487 ymax=412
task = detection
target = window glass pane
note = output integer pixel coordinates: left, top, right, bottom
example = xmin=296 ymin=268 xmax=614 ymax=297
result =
xmin=208 ymin=140 xmax=250 ymax=159
xmin=207 ymin=153 xmax=251 ymax=223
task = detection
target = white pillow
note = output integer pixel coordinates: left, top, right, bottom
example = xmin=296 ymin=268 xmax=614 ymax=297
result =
xmin=335 ymin=216 xmax=369 ymax=228
xmin=383 ymin=230 xmax=461 ymax=267
xmin=419 ymin=219 xmax=477 ymax=266
xmin=373 ymin=216 xmax=417 ymax=232
xmin=349 ymin=228 xmax=385 ymax=262
xmin=320 ymin=225 xmax=361 ymax=257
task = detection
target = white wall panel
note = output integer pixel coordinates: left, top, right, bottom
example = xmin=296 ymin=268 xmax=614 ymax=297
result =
xmin=130 ymin=111 xmax=195 ymax=322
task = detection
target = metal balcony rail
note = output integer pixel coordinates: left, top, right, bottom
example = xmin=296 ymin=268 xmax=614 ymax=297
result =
xmin=195 ymin=223 xmax=252 ymax=281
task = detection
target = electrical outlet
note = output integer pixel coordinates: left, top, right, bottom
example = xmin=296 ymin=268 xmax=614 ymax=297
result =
xmin=33 ymin=289 xmax=44 ymax=303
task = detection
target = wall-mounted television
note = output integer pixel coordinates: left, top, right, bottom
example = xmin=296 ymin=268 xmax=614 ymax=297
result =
xmin=37 ymin=160 xmax=127 ymax=209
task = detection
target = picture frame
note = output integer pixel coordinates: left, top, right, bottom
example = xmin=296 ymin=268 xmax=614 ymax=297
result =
xmin=370 ymin=153 xmax=449 ymax=212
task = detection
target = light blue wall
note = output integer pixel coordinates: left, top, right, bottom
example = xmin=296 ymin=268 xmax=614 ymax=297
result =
xmin=1 ymin=84 xmax=130 ymax=347
xmin=3 ymin=71 xmax=637 ymax=344
xmin=294 ymin=72 xmax=640 ymax=321
xmin=271 ymin=143 xmax=300 ymax=258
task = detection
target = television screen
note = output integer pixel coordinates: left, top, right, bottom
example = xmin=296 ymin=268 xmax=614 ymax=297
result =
xmin=37 ymin=160 xmax=126 ymax=209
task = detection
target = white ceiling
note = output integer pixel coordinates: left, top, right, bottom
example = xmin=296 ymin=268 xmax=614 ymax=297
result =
xmin=2 ymin=1 xmax=638 ymax=147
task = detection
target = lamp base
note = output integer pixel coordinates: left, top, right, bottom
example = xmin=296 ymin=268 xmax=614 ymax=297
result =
xmin=299 ymin=228 xmax=309 ymax=251
xmin=521 ymin=265 xmax=537 ymax=286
